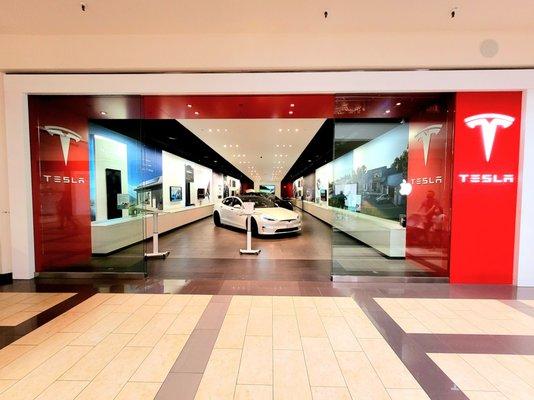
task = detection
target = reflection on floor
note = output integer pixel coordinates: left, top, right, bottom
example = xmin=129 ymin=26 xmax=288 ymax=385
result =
xmin=1 ymin=282 xmax=534 ymax=400
xmin=0 ymin=293 xmax=75 ymax=326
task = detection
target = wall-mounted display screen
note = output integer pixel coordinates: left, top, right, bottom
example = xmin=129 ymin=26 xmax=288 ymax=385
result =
xmin=170 ymin=186 xmax=182 ymax=202
xmin=259 ymin=184 xmax=275 ymax=194
xmin=320 ymin=189 xmax=327 ymax=201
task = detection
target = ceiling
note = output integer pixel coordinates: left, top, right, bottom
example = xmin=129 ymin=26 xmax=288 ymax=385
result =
xmin=1 ymin=1 xmax=533 ymax=35
xmin=178 ymin=119 xmax=325 ymax=184
xmin=93 ymin=119 xmax=254 ymax=185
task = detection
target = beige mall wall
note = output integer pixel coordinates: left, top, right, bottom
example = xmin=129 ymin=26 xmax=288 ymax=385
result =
xmin=1 ymin=31 xmax=534 ymax=72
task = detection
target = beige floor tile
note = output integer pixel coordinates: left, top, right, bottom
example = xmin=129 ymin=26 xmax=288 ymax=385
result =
xmin=493 ymin=354 xmax=534 ymax=386
xmin=237 ymin=336 xmax=273 ymax=385
xmin=246 ymin=307 xmax=272 ymax=336
xmin=428 ymin=353 xmax=496 ymax=391
xmin=375 ymin=298 xmax=414 ymax=319
xmin=70 ymin=312 xmax=130 ymax=346
xmin=336 ymin=351 xmax=390 ymax=400
xmin=0 ymin=380 xmax=17 ymax=393
xmin=0 ymin=303 xmax=33 ymax=322
xmin=215 ymin=314 xmax=248 ymax=349
xmin=61 ymin=333 xmax=134 ymax=381
xmin=113 ymin=294 xmax=154 ymax=313
xmin=408 ymin=309 xmax=458 ymax=334
xmin=296 ymin=306 xmax=327 ymax=338
xmin=166 ymin=304 xmax=205 ymax=335
xmin=60 ymin=304 xmax=119 ymax=333
xmin=128 ymin=313 xmax=177 ymax=347
xmin=67 ymin=293 xmax=114 ymax=314
xmin=0 ymin=345 xmax=34 ymax=369
xmin=360 ymin=338 xmax=419 ymax=389
xmin=314 ymin=297 xmax=342 ymax=317
xmin=75 ymin=346 xmax=152 ymax=400
xmin=144 ymin=294 xmax=172 ymax=306
xmin=130 ymin=334 xmax=188 ymax=382
xmin=115 ymin=382 xmax=161 ymax=400
xmin=158 ymin=295 xmax=192 ymax=314
xmin=227 ymin=296 xmax=252 ymax=316
xmin=464 ymin=391 xmax=509 ymax=400
xmin=461 ymin=354 xmax=534 ymax=400
xmin=341 ymin=308 xmax=382 ymax=339
xmin=293 ymin=296 xmax=316 ymax=308
xmin=321 ymin=316 xmax=361 ymax=352
xmin=23 ymin=293 xmax=74 ymax=313
xmin=194 ymin=348 xmax=241 ymax=400
xmin=311 ymin=387 xmax=352 ymax=400
xmin=34 ymin=380 xmax=89 ymax=400
xmin=14 ymin=311 xmax=85 ymax=345
xmin=273 ymin=350 xmax=312 ymax=400
xmin=188 ymin=295 xmax=212 ymax=307
xmin=273 ymin=314 xmax=301 ymax=350
xmin=387 ymin=388 xmax=431 ymax=399
xmin=273 ymin=296 xmax=295 ymax=316
xmin=251 ymin=296 xmax=273 ymax=308
xmin=333 ymin=296 xmax=359 ymax=310
xmin=301 ymin=337 xmax=345 ymax=387
xmin=394 ymin=317 xmax=432 ymax=333
xmin=0 ymin=345 xmax=91 ymax=400
xmin=114 ymin=305 xmax=161 ymax=334
xmin=0 ymin=311 xmax=40 ymax=326
xmin=234 ymin=384 xmax=272 ymax=400
xmin=102 ymin=293 xmax=134 ymax=306
xmin=0 ymin=332 xmax=79 ymax=379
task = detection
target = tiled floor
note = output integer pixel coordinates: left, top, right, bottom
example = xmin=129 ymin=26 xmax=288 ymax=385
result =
xmin=0 ymin=293 xmax=75 ymax=326
xmin=375 ymin=298 xmax=534 ymax=335
xmin=1 ymin=283 xmax=534 ymax=400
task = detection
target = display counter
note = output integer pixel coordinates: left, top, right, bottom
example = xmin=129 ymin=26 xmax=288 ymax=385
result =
xmin=91 ymin=203 xmax=214 ymax=254
xmin=302 ymin=200 xmax=405 ymax=257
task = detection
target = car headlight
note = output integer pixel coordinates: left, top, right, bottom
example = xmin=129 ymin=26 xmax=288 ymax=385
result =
xmin=262 ymin=215 xmax=276 ymax=221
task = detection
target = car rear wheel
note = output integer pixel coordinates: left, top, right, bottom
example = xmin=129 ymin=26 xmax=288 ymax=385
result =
xmin=213 ymin=211 xmax=222 ymax=227
xmin=251 ymin=218 xmax=259 ymax=237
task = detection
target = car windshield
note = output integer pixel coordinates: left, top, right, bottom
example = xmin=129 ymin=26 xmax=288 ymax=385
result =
xmin=238 ymin=196 xmax=275 ymax=208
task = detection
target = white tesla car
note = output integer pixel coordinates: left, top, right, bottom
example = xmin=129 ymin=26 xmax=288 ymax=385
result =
xmin=213 ymin=195 xmax=301 ymax=236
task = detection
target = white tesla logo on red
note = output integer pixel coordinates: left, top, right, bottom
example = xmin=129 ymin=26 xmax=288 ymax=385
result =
xmin=39 ymin=125 xmax=82 ymax=165
xmin=415 ymin=124 xmax=442 ymax=166
xmin=464 ymin=113 xmax=514 ymax=162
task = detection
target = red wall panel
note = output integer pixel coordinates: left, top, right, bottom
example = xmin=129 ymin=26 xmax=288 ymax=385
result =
xmin=29 ymin=97 xmax=92 ymax=272
xmin=450 ymin=92 xmax=522 ymax=284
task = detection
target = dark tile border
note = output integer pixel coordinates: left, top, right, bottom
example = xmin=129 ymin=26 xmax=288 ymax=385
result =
xmin=155 ymin=295 xmax=230 ymax=400
xmin=0 ymin=273 xmax=13 ymax=286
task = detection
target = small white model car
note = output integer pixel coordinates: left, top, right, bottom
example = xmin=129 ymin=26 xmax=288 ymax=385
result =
xmin=213 ymin=195 xmax=302 ymax=236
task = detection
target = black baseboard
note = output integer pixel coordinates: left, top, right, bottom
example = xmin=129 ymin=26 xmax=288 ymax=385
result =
xmin=0 ymin=272 xmax=13 ymax=285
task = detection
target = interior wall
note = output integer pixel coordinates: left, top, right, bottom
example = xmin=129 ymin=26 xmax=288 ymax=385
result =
xmin=1 ymin=32 xmax=533 ymax=72
xmin=0 ymin=73 xmax=11 ymax=275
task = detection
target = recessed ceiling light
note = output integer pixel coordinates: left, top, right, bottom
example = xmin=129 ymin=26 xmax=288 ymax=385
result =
xmin=223 ymin=144 xmax=227 ymax=148
xmin=278 ymin=128 xmax=282 ymax=132
xmin=208 ymin=129 xmax=212 ymax=132
xmin=290 ymin=103 xmax=295 ymax=107
xmin=187 ymin=104 xmax=192 ymax=108
xmin=194 ymin=111 xmax=199 ymax=115
xmin=236 ymin=144 xmax=239 ymax=148
xmin=295 ymin=128 xmax=299 ymax=132
xmin=168 ymin=137 xmax=176 ymax=140
xmin=385 ymin=110 xmax=391 ymax=114
xmin=396 ymin=102 xmax=402 ymax=106
xmin=100 ymin=111 xmax=107 ymax=115
xmin=289 ymin=145 xmax=293 ymax=148
xmin=289 ymin=111 xmax=294 ymax=115
xmin=229 ymin=144 xmax=233 ymax=148
xmin=276 ymin=144 xmax=279 ymax=147
xmin=282 ymin=145 xmax=286 ymax=147
xmin=275 ymin=154 xmax=278 ymax=157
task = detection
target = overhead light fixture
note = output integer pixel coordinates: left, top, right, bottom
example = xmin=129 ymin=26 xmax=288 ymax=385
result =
xmin=276 ymin=144 xmax=279 ymax=147
xmin=289 ymin=111 xmax=294 ymax=115
xmin=208 ymin=129 xmax=212 ymax=132
xmin=100 ymin=111 xmax=107 ymax=116
xmin=290 ymin=103 xmax=295 ymax=107
xmin=295 ymin=128 xmax=299 ymax=132
xmin=289 ymin=144 xmax=292 ymax=147
xmin=385 ymin=110 xmax=391 ymax=114
xmin=194 ymin=111 xmax=199 ymax=115
xmin=396 ymin=102 xmax=402 ymax=106
xmin=187 ymin=104 xmax=192 ymax=108
xmin=236 ymin=144 xmax=239 ymax=148
xmin=278 ymin=128 xmax=282 ymax=132
xmin=223 ymin=144 xmax=227 ymax=148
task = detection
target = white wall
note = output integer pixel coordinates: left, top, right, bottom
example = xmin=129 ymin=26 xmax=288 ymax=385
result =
xmin=161 ymin=151 xmax=213 ymax=210
xmin=315 ymin=162 xmax=333 ymax=205
xmin=517 ymin=90 xmax=534 ymax=286
xmin=212 ymin=172 xmax=224 ymax=203
xmin=0 ymin=73 xmax=12 ymax=275
xmin=254 ymin=182 xmax=281 ymax=197
xmin=93 ymin=135 xmax=128 ymax=221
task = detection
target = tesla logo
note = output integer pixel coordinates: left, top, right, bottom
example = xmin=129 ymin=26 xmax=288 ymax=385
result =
xmin=39 ymin=125 xmax=82 ymax=165
xmin=415 ymin=124 xmax=442 ymax=165
xmin=458 ymin=174 xmax=514 ymax=183
xmin=464 ymin=114 xmax=514 ymax=162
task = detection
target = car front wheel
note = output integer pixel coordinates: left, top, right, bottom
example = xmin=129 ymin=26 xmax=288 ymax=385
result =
xmin=213 ymin=211 xmax=222 ymax=227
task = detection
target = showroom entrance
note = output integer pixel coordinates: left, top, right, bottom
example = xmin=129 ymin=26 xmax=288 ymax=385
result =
xmin=26 ymin=91 xmax=522 ymax=284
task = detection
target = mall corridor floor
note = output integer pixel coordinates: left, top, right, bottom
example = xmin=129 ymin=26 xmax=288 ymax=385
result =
xmin=1 ymin=281 xmax=534 ymax=400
